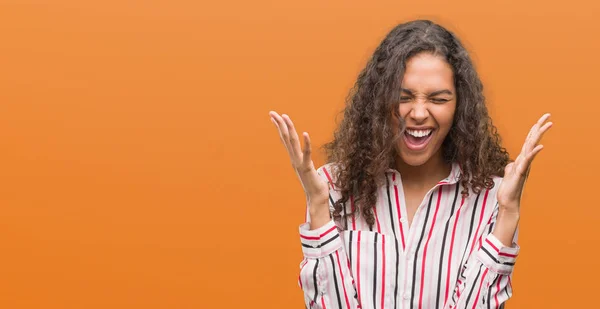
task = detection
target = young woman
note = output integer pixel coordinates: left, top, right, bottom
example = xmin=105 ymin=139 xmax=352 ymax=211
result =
xmin=269 ymin=20 xmax=551 ymax=309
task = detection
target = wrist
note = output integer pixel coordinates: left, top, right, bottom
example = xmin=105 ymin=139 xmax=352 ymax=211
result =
xmin=497 ymin=206 xmax=521 ymax=219
xmin=498 ymin=201 xmax=520 ymax=214
xmin=308 ymin=201 xmax=330 ymax=230
xmin=308 ymin=199 xmax=329 ymax=215
xmin=493 ymin=208 xmax=520 ymax=247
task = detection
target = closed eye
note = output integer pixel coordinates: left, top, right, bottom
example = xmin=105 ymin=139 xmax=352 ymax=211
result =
xmin=430 ymin=98 xmax=450 ymax=103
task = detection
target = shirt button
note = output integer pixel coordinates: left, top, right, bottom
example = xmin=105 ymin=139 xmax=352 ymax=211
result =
xmin=403 ymin=293 xmax=410 ymax=300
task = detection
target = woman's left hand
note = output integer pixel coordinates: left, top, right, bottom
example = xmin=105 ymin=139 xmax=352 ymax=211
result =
xmin=496 ymin=113 xmax=553 ymax=212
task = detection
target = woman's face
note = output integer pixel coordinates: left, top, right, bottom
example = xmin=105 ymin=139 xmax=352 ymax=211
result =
xmin=394 ymin=52 xmax=457 ymax=167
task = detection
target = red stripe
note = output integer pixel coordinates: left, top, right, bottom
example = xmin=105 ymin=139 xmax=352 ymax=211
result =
xmin=471 ymin=268 xmax=489 ymax=309
xmin=321 ymin=294 xmax=327 ymax=309
xmin=323 ymin=167 xmax=335 ymax=189
xmin=299 ymin=259 xmax=308 ymax=289
xmin=392 ymin=178 xmax=406 ymax=250
xmin=485 ymin=238 xmax=499 ymax=253
xmin=300 ymin=225 xmax=337 ymax=240
xmin=373 ymin=207 xmax=381 ymax=233
xmin=351 ymin=195 xmax=356 ymax=230
xmin=444 ymin=197 xmax=465 ymax=306
xmin=335 ymin=251 xmax=351 ymax=309
xmin=320 ymin=226 xmax=336 ymax=237
xmin=499 ymin=252 xmax=517 ymax=258
xmin=356 ymin=231 xmax=362 ymax=305
xmin=346 ymin=254 xmax=352 ymax=270
xmin=469 ymin=189 xmax=490 ymax=256
xmin=419 ymin=187 xmax=443 ymax=309
xmin=380 ymin=234 xmax=386 ymax=309
xmin=300 ymin=259 xmax=308 ymax=269
xmin=474 ymin=215 xmax=495 ymax=251
xmin=494 ymin=275 xmax=502 ymax=307
xmin=474 ymin=232 xmax=485 ymax=254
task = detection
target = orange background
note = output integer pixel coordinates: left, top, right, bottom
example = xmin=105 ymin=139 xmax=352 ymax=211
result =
xmin=0 ymin=1 xmax=598 ymax=308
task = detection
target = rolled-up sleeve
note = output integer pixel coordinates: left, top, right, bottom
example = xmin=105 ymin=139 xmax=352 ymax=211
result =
xmin=477 ymin=233 xmax=519 ymax=275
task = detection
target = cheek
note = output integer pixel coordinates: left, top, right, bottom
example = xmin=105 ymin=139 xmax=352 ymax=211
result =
xmin=397 ymin=104 xmax=411 ymax=119
xmin=434 ymin=105 xmax=456 ymax=130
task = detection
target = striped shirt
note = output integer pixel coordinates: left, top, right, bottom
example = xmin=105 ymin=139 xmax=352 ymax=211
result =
xmin=298 ymin=163 xmax=519 ymax=309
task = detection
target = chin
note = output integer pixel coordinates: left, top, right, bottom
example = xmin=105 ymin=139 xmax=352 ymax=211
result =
xmin=398 ymin=152 xmax=432 ymax=167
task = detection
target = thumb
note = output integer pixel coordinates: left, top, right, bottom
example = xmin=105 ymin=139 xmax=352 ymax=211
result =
xmin=504 ymin=162 xmax=513 ymax=176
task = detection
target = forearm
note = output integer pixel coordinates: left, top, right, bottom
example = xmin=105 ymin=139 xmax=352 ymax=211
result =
xmin=309 ymin=201 xmax=331 ymax=230
xmin=492 ymin=205 xmax=520 ymax=247
xmin=299 ymin=220 xmax=360 ymax=309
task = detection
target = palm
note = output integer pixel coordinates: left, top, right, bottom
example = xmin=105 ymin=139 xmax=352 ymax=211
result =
xmin=269 ymin=111 xmax=330 ymax=206
xmin=497 ymin=113 xmax=553 ymax=208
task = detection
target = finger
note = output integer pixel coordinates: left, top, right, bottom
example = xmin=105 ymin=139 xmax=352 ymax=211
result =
xmin=536 ymin=113 xmax=551 ymax=127
xmin=282 ymin=114 xmax=303 ymax=158
xmin=270 ymin=116 xmax=289 ymax=152
xmin=518 ymin=144 xmax=544 ymax=176
xmin=270 ymin=112 xmax=293 ymax=154
xmin=525 ymin=121 xmax=553 ymax=153
xmin=525 ymin=144 xmax=544 ymax=163
xmin=522 ymin=114 xmax=552 ymax=154
xmin=532 ymin=121 xmax=553 ymax=146
xmin=529 ymin=114 xmax=551 ymax=136
xmin=302 ymin=132 xmax=312 ymax=164
xmin=514 ymin=153 xmax=524 ymax=166
xmin=522 ymin=126 xmax=536 ymax=154
xmin=538 ymin=121 xmax=553 ymax=135
xmin=271 ymin=112 xmax=291 ymax=145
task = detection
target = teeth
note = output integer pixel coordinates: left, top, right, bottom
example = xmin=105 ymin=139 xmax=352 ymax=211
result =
xmin=406 ymin=129 xmax=432 ymax=138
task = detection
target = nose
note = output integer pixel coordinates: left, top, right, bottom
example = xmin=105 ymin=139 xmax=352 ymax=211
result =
xmin=409 ymin=100 xmax=429 ymax=123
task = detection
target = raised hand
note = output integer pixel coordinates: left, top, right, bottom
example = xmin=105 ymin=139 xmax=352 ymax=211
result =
xmin=269 ymin=111 xmax=330 ymax=225
xmin=497 ymin=113 xmax=553 ymax=211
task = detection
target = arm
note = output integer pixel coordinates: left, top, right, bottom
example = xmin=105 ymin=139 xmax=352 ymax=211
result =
xmin=268 ymin=112 xmax=357 ymax=307
xmin=299 ymin=220 xmax=361 ymax=309
xmin=448 ymin=113 xmax=552 ymax=308
xmin=446 ymin=205 xmax=519 ymax=309
xmin=447 ymin=113 xmax=551 ymax=307
xmin=298 ymin=166 xmax=361 ymax=309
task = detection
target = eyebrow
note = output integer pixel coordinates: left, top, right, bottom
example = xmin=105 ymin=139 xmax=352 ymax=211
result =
xmin=400 ymin=88 xmax=454 ymax=96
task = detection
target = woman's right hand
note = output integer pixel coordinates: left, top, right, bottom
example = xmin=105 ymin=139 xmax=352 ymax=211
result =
xmin=269 ymin=111 xmax=331 ymax=227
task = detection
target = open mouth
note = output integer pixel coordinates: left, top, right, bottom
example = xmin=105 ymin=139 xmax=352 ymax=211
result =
xmin=403 ymin=128 xmax=434 ymax=151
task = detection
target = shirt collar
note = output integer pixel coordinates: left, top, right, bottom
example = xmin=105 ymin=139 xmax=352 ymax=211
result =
xmin=386 ymin=161 xmax=462 ymax=185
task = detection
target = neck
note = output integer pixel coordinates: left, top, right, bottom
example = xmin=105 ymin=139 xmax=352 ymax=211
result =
xmin=395 ymin=152 xmax=452 ymax=189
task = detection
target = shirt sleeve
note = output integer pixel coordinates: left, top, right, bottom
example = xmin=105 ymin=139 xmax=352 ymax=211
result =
xmin=446 ymin=204 xmax=519 ymax=309
xmin=298 ymin=164 xmax=361 ymax=309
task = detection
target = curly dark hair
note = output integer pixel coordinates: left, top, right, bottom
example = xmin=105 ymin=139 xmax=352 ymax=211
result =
xmin=323 ymin=20 xmax=510 ymax=229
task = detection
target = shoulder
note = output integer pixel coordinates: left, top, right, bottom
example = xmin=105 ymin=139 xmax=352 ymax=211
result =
xmin=486 ymin=175 xmax=504 ymax=205
xmin=316 ymin=162 xmax=340 ymax=189
xmin=491 ymin=175 xmax=503 ymax=187
xmin=461 ymin=173 xmax=503 ymax=202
